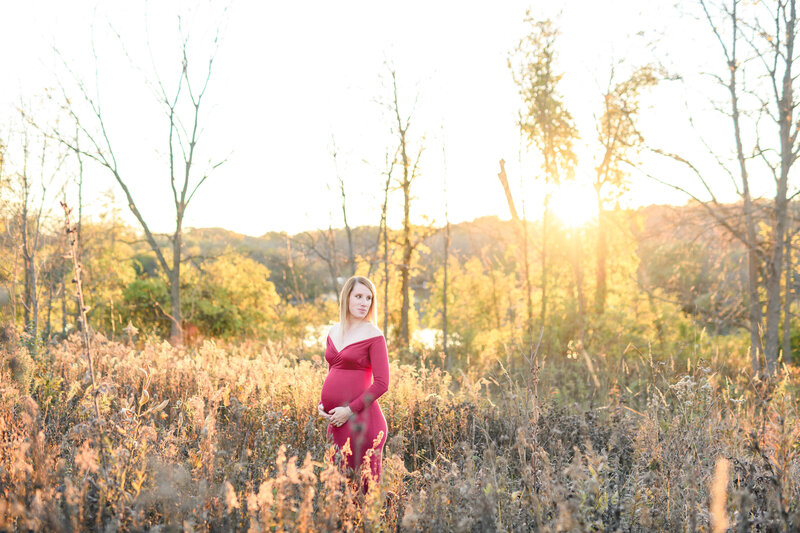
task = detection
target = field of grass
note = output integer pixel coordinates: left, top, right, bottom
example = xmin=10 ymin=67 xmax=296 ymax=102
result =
xmin=1 ymin=325 xmax=798 ymax=531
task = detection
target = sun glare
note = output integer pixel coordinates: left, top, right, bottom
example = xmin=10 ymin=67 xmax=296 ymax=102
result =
xmin=550 ymin=183 xmax=598 ymax=228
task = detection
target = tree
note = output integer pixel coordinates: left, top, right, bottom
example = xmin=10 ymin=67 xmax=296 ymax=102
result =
xmin=496 ymin=158 xmax=534 ymax=339
xmin=72 ymin=124 xmax=86 ymax=330
xmin=387 ymin=68 xmax=429 ymax=351
xmin=0 ymin=139 xmax=17 ymax=323
xmin=647 ymin=0 xmax=800 ymax=374
xmin=594 ymin=64 xmax=658 ymax=315
xmin=331 ymin=137 xmax=356 ymax=278
xmin=752 ymin=0 xmax=798 ymax=372
xmin=510 ymin=16 xmax=578 ymax=335
xmin=783 ymin=224 xmax=797 ymax=362
xmin=183 ymin=253 xmax=280 ymax=339
xmin=53 ymin=13 xmax=227 ymax=344
xmin=296 ymin=138 xmax=362 ymax=298
xmin=378 ymin=150 xmax=395 ymax=337
xmin=7 ymin=110 xmax=67 ymax=339
xmin=441 ymin=138 xmax=451 ymax=366
xmin=299 ymin=226 xmax=342 ymax=297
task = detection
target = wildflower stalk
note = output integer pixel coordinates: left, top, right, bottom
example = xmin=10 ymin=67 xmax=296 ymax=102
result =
xmin=61 ymin=201 xmax=102 ymax=421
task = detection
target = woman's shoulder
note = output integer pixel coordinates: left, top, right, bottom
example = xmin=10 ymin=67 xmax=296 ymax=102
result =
xmin=328 ymin=323 xmax=341 ymax=338
xmin=365 ymin=324 xmax=384 ymax=340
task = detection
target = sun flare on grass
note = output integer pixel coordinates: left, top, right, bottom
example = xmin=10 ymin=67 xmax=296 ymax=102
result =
xmin=550 ymin=182 xmax=599 ymax=229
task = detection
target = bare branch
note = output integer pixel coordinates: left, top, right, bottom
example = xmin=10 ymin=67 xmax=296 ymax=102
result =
xmin=628 ymin=153 xmax=755 ymax=251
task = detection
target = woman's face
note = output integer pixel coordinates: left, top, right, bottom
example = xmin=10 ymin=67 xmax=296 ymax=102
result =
xmin=348 ymin=282 xmax=373 ymax=321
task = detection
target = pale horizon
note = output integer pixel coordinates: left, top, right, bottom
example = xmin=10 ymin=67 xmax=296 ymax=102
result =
xmin=0 ymin=1 xmax=761 ymax=237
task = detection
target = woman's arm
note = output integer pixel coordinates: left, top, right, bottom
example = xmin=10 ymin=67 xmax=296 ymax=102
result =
xmin=348 ymin=336 xmax=390 ymax=414
xmin=319 ymin=324 xmax=336 ymax=408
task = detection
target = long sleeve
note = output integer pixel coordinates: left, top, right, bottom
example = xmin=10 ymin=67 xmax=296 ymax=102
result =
xmin=348 ymin=336 xmax=390 ymax=414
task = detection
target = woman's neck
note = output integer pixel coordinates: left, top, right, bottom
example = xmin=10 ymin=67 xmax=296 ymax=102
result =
xmin=343 ymin=317 xmax=367 ymax=336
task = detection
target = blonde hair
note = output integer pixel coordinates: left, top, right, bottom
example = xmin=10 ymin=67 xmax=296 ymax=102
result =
xmin=338 ymin=276 xmax=378 ymax=334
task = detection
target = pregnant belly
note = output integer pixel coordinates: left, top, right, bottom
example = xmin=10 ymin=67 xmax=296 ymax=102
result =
xmin=321 ymin=368 xmax=371 ymax=412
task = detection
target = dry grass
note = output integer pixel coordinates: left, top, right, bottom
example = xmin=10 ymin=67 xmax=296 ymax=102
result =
xmin=0 ymin=329 xmax=798 ymax=531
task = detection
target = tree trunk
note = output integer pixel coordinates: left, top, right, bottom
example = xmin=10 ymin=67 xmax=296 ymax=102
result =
xmin=765 ymin=164 xmax=789 ymax=374
xmin=344 ymin=221 xmax=355 ymax=276
xmin=333 ymin=145 xmax=356 ymax=277
xmin=21 ymin=204 xmax=38 ymax=339
xmin=522 ymin=215 xmax=534 ymax=341
xmin=24 ymin=258 xmax=37 ymax=339
xmin=400 ymin=178 xmax=411 ymax=349
xmin=595 ymin=199 xmax=608 ymax=316
xmin=21 ymin=164 xmax=36 ymax=338
xmin=717 ymin=0 xmax=764 ymax=373
xmin=571 ymin=230 xmax=586 ymax=343
xmin=381 ymin=163 xmax=391 ymax=337
xmin=744 ymin=198 xmax=764 ymax=373
xmin=442 ymin=220 xmax=450 ymax=366
xmin=75 ymin=126 xmax=84 ymax=331
xmin=60 ymin=265 xmax=67 ymax=335
xmin=783 ymin=232 xmax=793 ymax=364
xmin=170 ymin=228 xmax=182 ymax=345
xmin=383 ymin=221 xmax=389 ymax=337
xmin=22 ymin=254 xmax=30 ymax=332
xmin=541 ymin=131 xmax=555 ymax=335
xmin=765 ymin=0 xmax=796 ymax=374
xmin=395 ymin=72 xmax=412 ymax=352
xmin=11 ymin=247 xmax=19 ymax=324
xmin=497 ymin=159 xmax=533 ymax=339
xmin=765 ymin=196 xmax=788 ymax=374
xmin=340 ymin=190 xmax=355 ymax=278
xmin=45 ymin=275 xmax=53 ymax=339
xmin=285 ymin=235 xmax=305 ymax=305
xmin=326 ymin=226 xmax=339 ymax=296
xmin=541 ymin=187 xmax=549 ymax=332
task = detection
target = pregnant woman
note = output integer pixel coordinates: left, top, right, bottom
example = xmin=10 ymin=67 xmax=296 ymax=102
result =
xmin=318 ymin=276 xmax=389 ymax=488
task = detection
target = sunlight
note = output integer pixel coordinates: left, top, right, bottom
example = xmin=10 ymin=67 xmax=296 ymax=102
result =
xmin=549 ymin=182 xmax=598 ymax=228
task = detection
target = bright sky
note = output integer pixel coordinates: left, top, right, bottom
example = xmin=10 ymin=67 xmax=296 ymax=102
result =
xmin=0 ymin=1 xmax=732 ymax=236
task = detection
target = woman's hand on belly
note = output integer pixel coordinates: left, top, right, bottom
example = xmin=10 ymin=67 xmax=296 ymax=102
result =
xmin=329 ymin=405 xmax=354 ymax=427
xmin=317 ymin=403 xmax=332 ymax=423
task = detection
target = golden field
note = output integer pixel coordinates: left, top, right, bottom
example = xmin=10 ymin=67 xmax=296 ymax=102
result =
xmin=0 ymin=325 xmax=798 ymax=532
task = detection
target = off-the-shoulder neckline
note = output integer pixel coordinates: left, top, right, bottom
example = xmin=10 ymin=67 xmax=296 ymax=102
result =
xmin=326 ymin=334 xmax=383 ymax=354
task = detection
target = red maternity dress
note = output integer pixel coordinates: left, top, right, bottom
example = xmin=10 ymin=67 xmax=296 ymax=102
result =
xmin=320 ymin=334 xmax=389 ymax=483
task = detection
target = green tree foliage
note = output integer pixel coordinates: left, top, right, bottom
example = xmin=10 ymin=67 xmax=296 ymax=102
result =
xmin=121 ymin=277 xmax=171 ymax=338
xmin=183 ymin=253 xmax=281 ymax=340
xmin=636 ymin=206 xmax=749 ymax=337
xmin=80 ymin=219 xmax=138 ymax=335
xmin=510 ymin=17 xmax=578 ymax=183
xmin=425 ymin=256 xmax=522 ymax=368
xmin=594 ymin=65 xmax=659 ymax=314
